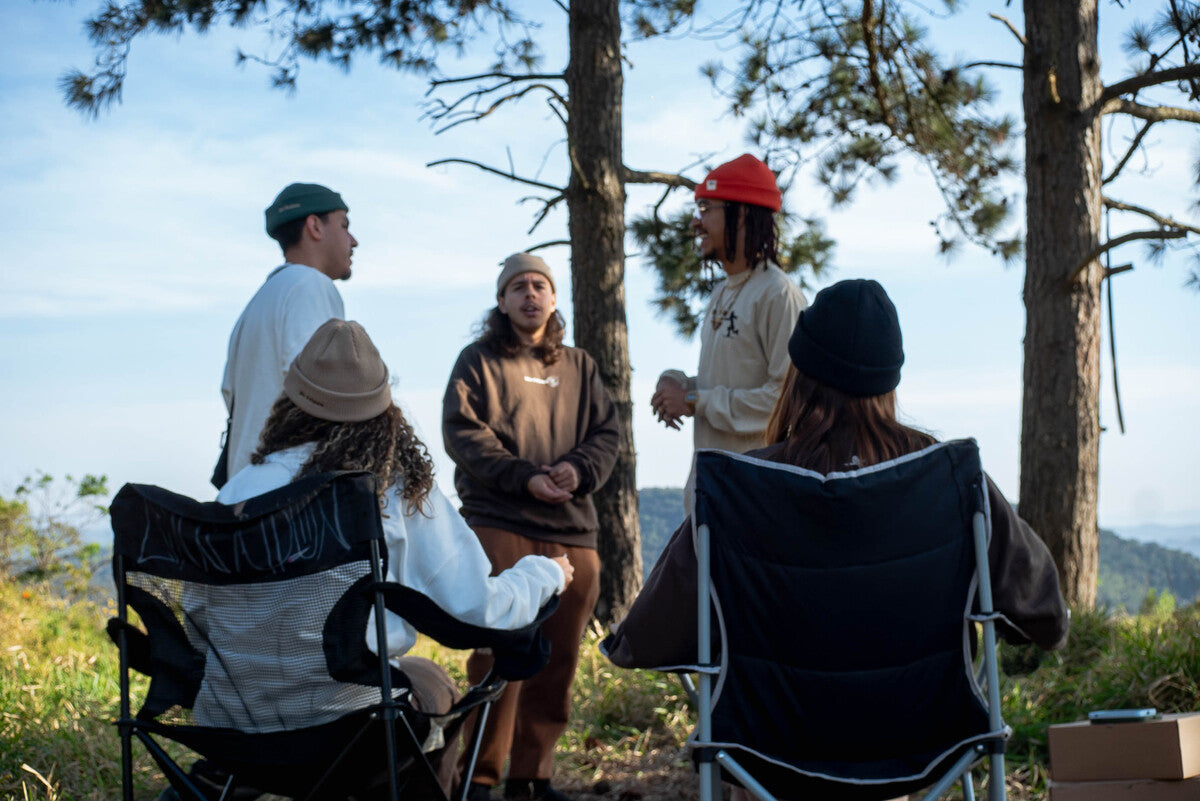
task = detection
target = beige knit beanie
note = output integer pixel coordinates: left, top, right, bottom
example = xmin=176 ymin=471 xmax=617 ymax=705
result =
xmin=284 ymin=319 xmax=392 ymax=422
xmin=496 ymin=252 xmax=556 ymax=295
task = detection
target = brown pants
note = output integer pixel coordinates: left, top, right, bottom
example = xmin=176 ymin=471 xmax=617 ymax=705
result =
xmin=459 ymin=527 xmax=601 ymax=785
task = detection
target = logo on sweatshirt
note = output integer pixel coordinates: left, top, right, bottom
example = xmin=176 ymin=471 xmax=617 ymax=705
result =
xmin=524 ymin=375 xmax=560 ymax=388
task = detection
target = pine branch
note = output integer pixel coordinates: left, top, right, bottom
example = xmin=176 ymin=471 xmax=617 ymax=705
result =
xmin=622 ymin=168 xmax=696 ymax=189
xmin=988 ymin=13 xmax=1026 ymax=47
xmin=427 ymin=71 xmax=565 ymax=90
xmin=426 ymin=158 xmax=563 ymax=192
xmin=1102 ymin=120 xmax=1156 ymax=185
xmin=426 ymin=82 xmax=566 ymax=133
xmin=1098 ymin=97 xmax=1200 ymax=123
xmin=526 ymin=239 xmax=570 ymax=252
xmin=1067 ymin=229 xmax=1190 ymax=284
xmin=523 ymin=193 xmax=567 ymax=234
xmin=1102 ymin=196 xmax=1200 ymax=235
xmin=1100 ymin=63 xmax=1200 ymax=104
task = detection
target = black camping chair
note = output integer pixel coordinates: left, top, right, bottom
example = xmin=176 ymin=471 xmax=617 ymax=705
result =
xmin=686 ymin=439 xmax=1009 ymax=801
xmin=109 ymin=471 xmax=556 ymax=801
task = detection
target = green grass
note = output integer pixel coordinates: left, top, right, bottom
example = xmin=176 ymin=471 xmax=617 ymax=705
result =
xmin=5 ymin=580 xmax=1200 ymax=800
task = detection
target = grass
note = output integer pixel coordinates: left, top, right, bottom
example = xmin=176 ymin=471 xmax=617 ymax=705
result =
xmin=5 ymin=579 xmax=1200 ymax=800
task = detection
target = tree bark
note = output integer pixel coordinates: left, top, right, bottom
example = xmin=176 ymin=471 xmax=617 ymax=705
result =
xmin=566 ymin=0 xmax=643 ymax=624
xmin=1020 ymin=0 xmax=1102 ymax=608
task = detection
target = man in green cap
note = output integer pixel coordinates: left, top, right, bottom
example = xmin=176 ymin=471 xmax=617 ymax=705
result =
xmin=214 ymin=182 xmax=358 ymax=486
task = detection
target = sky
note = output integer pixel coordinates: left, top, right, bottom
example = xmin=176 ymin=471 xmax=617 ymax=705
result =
xmin=1 ymin=0 xmax=1198 ymax=534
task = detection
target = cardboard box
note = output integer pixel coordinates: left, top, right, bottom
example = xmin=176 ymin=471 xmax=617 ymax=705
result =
xmin=1050 ymin=776 xmax=1200 ymax=801
xmin=1049 ymin=713 xmax=1200 ymax=781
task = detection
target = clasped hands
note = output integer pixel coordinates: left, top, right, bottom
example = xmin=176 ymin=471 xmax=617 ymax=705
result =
xmin=651 ymin=370 xmax=694 ymax=430
xmin=526 ymin=461 xmax=580 ymax=504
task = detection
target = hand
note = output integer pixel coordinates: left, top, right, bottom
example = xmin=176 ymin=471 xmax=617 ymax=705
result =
xmin=527 ymin=472 xmax=572 ymax=504
xmin=551 ymin=554 xmax=574 ymax=589
xmin=542 ymin=461 xmax=580 ymax=493
xmin=651 ymin=374 xmax=692 ymax=430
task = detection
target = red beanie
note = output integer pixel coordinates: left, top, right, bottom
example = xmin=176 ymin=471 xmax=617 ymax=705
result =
xmin=694 ymin=154 xmax=782 ymax=212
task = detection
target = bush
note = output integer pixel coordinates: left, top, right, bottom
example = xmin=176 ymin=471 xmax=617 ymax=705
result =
xmin=1 ymin=472 xmax=109 ymax=594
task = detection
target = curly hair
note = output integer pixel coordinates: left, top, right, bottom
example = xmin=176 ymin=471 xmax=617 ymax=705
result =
xmin=475 ymin=306 xmax=566 ymax=365
xmin=764 ymin=365 xmax=935 ymax=473
xmin=717 ymin=201 xmax=780 ymax=268
xmin=252 ymin=396 xmax=435 ymax=515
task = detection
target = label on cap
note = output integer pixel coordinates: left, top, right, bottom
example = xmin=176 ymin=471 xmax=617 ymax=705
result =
xmin=706 ymin=179 xmax=717 ymax=190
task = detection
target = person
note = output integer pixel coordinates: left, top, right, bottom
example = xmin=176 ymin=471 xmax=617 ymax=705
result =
xmin=650 ymin=153 xmax=808 ymax=454
xmin=609 ymin=277 xmax=1069 ymax=670
xmin=210 ymin=318 xmax=574 ymax=799
xmin=442 ymin=253 xmax=620 ymax=801
xmin=216 ymin=182 xmax=358 ymax=485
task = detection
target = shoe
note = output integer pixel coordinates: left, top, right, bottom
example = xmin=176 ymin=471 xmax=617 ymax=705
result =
xmin=504 ymin=778 xmax=574 ymax=801
xmin=465 ymin=782 xmax=496 ymax=801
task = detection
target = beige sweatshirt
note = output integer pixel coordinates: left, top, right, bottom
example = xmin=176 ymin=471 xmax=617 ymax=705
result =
xmin=691 ymin=262 xmax=808 ymax=453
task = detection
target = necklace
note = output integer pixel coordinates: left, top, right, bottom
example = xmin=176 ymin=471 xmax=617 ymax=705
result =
xmin=710 ymin=274 xmax=751 ymax=330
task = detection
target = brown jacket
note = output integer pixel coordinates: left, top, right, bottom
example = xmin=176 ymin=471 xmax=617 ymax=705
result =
xmin=442 ymin=341 xmax=619 ymax=548
xmin=604 ymin=443 xmax=1070 ymax=668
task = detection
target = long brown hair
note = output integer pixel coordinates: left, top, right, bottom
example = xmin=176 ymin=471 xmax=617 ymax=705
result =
xmin=475 ymin=306 xmax=566 ymax=365
xmin=764 ymin=365 xmax=935 ymax=473
xmin=252 ymin=396 xmax=435 ymax=514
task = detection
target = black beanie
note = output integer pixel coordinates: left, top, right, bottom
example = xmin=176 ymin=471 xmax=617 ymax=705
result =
xmin=787 ymin=279 xmax=904 ymax=397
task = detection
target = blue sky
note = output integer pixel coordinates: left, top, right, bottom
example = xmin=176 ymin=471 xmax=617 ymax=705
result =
xmin=1 ymin=0 xmax=1198 ymax=531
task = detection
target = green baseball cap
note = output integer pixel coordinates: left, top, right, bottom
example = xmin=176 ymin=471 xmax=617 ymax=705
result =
xmin=264 ymin=183 xmax=348 ymax=236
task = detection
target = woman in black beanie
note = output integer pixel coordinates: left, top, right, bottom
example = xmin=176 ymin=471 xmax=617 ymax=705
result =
xmin=605 ymin=277 xmax=1069 ymax=686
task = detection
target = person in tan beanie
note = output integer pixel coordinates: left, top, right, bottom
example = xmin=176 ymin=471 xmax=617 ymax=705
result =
xmin=213 ymin=319 xmax=573 ymax=798
xmin=443 ymin=254 xmax=620 ymax=801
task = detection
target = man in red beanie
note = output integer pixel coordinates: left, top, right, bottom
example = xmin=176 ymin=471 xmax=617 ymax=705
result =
xmin=651 ymin=154 xmax=808 ymax=454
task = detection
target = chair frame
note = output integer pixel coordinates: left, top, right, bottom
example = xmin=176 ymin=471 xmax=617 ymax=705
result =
xmin=111 ymin=474 xmax=510 ymax=801
xmin=689 ymin=445 xmax=1008 ymax=801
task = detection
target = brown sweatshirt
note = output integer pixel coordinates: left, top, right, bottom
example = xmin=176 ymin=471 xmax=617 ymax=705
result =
xmin=442 ymin=341 xmax=620 ymax=548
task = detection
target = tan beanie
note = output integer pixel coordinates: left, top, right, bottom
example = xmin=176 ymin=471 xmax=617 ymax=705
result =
xmin=284 ymin=319 xmax=392 ymax=422
xmin=496 ymin=252 xmax=556 ymax=295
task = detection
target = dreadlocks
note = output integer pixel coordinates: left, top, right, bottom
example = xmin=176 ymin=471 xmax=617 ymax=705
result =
xmin=722 ymin=201 xmax=780 ymax=268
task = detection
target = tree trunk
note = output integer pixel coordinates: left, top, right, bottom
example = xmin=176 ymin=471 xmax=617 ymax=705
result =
xmin=1020 ymin=0 xmax=1102 ymax=609
xmin=566 ymin=0 xmax=643 ymax=624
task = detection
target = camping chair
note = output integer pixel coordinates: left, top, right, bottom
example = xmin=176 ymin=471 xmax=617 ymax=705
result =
xmin=109 ymin=471 xmax=555 ymax=801
xmin=687 ymin=439 xmax=1009 ymax=801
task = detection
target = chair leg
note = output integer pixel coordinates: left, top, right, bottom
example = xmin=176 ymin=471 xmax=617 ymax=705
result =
xmin=961 ymin=768 xmax=976 ymax=801
xmin=714 ymin=752 xmax=777 ymax=801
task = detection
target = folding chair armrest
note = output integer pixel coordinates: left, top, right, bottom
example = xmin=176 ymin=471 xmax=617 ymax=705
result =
xmin=380 ymin=583 xmax=559 ymax=680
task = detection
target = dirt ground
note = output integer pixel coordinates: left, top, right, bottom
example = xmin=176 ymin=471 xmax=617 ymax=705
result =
xmin=555 ymin=744 xmax=700 ymax=800
xmin=550 ymin=746 xmax=1041 ymax=801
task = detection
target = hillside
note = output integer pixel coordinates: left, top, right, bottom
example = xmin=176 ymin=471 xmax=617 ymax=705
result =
xmin=638 ymin=487 xmax=1200 ymax=611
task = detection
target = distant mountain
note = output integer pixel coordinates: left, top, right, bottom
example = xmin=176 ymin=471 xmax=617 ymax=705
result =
xmin=636 ymin=486 xmax=1200 ymax=612
xmin=1098 ymin=528 xmax=1200 ymax=612
xmin=1108 ymin=523 xmax=1200 ymax=559
xmin=638 ymin=487 xmax=687 ymax=569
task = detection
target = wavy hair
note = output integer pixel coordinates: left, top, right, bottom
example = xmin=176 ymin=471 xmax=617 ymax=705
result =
xmin=252 ymin=396 xmax=435 ymax=514
xmin=764 ymin=366 xmax=935 ymax=473
xmin=475 ymin=306 xmax=567 ymax=365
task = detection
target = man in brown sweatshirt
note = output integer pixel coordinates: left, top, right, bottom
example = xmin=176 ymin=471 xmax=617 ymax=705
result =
xmin=443 ymin=252 xmax=620 ymax=801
